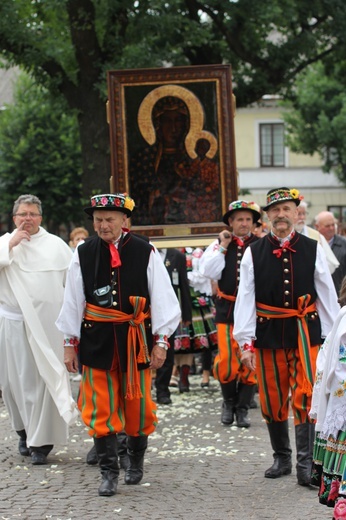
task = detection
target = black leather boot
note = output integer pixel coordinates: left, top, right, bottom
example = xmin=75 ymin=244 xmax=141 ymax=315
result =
xmin=236 ymin=408 xmax=251 ymax=428
xmin=265 ymin=421 xmax=292 ymax=478
xmin=295 ymin=422 xmax=315 ymax=486
xmin=179 ymin=365 xmax=190 ymax=393
xmin=249 ymin=384 xmax=258 ymax=409
xmin=125 ymin=435 xmax=148 ymax=485
xmin=236 ymin=383 xmax=255 ymax=428
xmin=16 ymin=430 xmax=30 ymax=456
xmin=86 ymin=443 xmax=98 ymax=465
xmin=117 ymin=431 xmax=130 ymax=470
xmin=220 ymin=380 xmax=237 ymax=425
xmin=87 ymin=434 xmax=129 ymax=469
xmin=94 ymin=435 xmax=119 ymax=496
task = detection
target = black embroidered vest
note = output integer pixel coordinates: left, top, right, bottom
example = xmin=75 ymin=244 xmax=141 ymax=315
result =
xmin=215 ymin=234 xmax=258 ymax=324
xmin=251 ymin=233 xmax=322 ymax=349
xmin=78 ymin=233 xmax=153 ymax=370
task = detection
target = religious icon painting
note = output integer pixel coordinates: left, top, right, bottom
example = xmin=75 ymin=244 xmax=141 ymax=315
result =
xmin=107 ymin=64 xmax=238 ymax=246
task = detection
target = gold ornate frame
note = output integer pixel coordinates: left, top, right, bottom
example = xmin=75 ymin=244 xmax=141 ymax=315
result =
xmin=107 ymin=64 xmax=237 ymax=245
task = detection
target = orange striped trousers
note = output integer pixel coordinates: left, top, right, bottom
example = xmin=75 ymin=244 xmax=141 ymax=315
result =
xmin=213 ymin=323 xmax=257 ymax=385
xmin=77 ymin=362 xmax=157 ymax=438
xmin=256 ymin=346 xmax=319 ymax=425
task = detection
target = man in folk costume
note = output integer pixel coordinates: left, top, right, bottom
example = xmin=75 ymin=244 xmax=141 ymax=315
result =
xmin=56 ymin=193 xmax=180 ymax=497
xmin=233 ymin=187 xmax=340 ymax=486
xmin=199 ymin=200 xmax=260 ymax=428
xmin=0 ymin=194 xmax=77 ymax=465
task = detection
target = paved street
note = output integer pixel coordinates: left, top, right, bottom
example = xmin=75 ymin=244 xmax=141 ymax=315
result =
xmin=0 ymin=376 xmax=333 ymax=520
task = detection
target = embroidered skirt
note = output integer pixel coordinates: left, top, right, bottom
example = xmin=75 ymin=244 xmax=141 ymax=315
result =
xmin=312 ymin=430 xmax=346 ymax=507
xmin=174 ymin=289 xmax=217 ymax=353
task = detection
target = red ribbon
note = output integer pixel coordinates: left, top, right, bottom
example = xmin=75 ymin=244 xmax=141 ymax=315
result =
xmin=273 ymin=240 xmax=296 ymax=258
xmin=233 ymin=236 xmax=244 ymax=247
xmin=109 ymin=243 xmax=122 ymax=267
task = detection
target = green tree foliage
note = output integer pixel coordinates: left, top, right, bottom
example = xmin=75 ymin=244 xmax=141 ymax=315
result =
xmin=0 ymin=74 xmax=82 ymax=232
xmin=0 ymin=0 xmax=345 ymax=195
xmin=282 ymin=61 xmax=346 ymax=184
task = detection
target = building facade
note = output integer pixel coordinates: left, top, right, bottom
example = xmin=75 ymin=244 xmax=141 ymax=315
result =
xmin=235 ymin=97 xmax=346 ymax=229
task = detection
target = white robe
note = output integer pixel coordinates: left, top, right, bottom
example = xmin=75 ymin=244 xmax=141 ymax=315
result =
xmin=309 ymin=306 xmax=346 ymax=438
xmin=0 ymin=227 xmax=78 ymax=447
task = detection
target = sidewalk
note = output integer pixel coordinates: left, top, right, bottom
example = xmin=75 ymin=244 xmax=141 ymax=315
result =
xmin=0 ymin=376 xmax=333 ymax=520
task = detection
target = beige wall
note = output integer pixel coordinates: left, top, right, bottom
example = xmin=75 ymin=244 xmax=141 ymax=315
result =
xmin=234 ymin=106 xmax=321 ymax=169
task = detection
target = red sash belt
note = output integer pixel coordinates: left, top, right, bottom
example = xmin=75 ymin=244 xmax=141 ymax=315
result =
xmin=217 ymin=287 xmax=236 ymax=302
xmin=256 ymin=294 xmax=316 ymax=396
xmin=85 ymin=297 xmax=150 ymax=400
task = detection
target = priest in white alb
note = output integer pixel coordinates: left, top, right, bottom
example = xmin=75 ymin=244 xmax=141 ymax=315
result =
xmin=0 ymin=194 xmax=78 ymax=465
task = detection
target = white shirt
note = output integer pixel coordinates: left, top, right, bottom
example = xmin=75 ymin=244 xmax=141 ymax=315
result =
xmin=158 ymin=248 xmax=167 ymax=263
xmin=199 ymin=239 xmax=228 ymax=281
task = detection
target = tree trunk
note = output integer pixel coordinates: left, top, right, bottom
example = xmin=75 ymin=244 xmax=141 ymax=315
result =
xmin=77 ymin=95 xmax=111 ymax=200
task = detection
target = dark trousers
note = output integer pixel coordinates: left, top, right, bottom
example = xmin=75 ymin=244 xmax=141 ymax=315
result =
xmin=155 ymin=336 xmax=175 ymax=399
xmin=202 ymin=348 xmax=212 ymax=371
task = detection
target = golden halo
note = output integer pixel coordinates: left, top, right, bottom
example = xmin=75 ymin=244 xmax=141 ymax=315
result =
xmin=137 ymin=84 xmax=217 ymax=159
xmin=186 ymin=130 xmax=218 ymax=159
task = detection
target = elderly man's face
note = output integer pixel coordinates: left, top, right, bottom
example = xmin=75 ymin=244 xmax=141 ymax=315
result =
xmin=294 ymin=206 xmax=307 ymax=232
xmin=297 ymin=206 xmax=307 ymax=222
xmin=13 ymin=203 xmax=42 ymax=235
xmin=266 ymin=201 xmax=297 ymax=237
xmin=315 ymin=214 xmax=336 ymax=241
xmin=93 ymin=210 xmax=127 ymax=243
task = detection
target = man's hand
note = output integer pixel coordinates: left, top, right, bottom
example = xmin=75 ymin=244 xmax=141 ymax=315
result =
xmin=150 ymin=344 xmax=167 ymax=370
xmin=9 ymin=222 xmax=31 ymax=250
xmin=241 ymin=350 xmax=256 ymax=372
xmin=64 ymin=346 xmax=79 ymax=373
xmin=218 ymin=230 xmax=232 ymax=249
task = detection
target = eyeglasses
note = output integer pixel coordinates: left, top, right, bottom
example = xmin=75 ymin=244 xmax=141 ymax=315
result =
xmin=14 ymin=212 xmax=41 ymax=218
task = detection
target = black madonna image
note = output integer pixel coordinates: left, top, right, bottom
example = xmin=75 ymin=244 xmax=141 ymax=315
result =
xmin=128 ymin=84 xmax=221 ymax=226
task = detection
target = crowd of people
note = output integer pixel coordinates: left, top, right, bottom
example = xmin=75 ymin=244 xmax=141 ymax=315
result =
xmin=0 ymin=188 xmax=346 ymax=518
